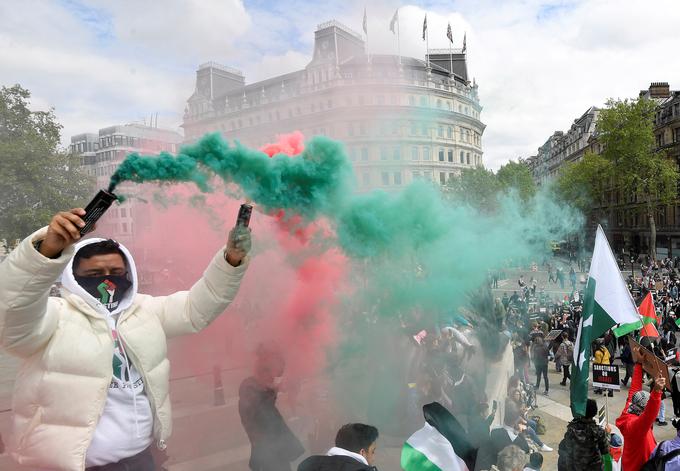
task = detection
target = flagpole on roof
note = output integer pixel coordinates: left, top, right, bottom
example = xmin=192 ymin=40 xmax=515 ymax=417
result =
xmin=397 ymin=9 xmax=401 ymax=65
xmin=363 ymin=7 xmax=369 ymax=64
xmin=447 ymin=22 xmax=453 ymax=78
xmin=389 ymin=8 xmax=401 ymax=65
xmin=423 ymin=14 xmax=430 ymax=69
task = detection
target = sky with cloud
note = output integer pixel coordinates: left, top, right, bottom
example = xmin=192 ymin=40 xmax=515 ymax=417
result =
xmin=1 ymin=0 xmax=678 ymax=169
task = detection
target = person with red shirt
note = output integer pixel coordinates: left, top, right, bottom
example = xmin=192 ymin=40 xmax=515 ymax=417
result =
xmin=615 ymin=360 xmax=665 ymax=471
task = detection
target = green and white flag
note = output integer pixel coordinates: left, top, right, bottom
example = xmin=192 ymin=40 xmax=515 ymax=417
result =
xmin=570 ymin=225 xmax=642 ymax=417
xmin=401 ymin=422 xmax=468 ymax=471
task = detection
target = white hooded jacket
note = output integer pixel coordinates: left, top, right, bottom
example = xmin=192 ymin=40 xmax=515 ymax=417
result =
xmin=0 ymin=227 xmax=248 ymax=470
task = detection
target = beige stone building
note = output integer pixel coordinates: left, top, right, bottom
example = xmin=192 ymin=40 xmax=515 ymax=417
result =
xmin=182 ymin=20 xmax=485 ymax=192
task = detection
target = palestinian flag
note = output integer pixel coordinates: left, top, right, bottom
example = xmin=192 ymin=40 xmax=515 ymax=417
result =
xmin=614 ymin=291 xmax=660 ymax=337
xmin=570 ymin=226 xmax=642 ymax=417
xmin=401 ymin=402 xmax=473 ymax=471
xmin=603 ymin=442 xmax=622 ymax=471
xmin=638 ymin=292 xmax=660 ymax=337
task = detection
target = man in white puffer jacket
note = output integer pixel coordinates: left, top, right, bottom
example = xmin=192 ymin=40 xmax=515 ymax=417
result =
xmin=0 ymin=207 xmax=251 ymax=470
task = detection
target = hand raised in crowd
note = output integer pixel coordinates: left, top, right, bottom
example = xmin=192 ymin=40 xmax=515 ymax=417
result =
xmin=39 ymin=208 xmax=86 ymax=258
xmin=654 ymin=376 xmax=666 ymax=392
xmin=225 ymin=225 xmax=252 ymax=267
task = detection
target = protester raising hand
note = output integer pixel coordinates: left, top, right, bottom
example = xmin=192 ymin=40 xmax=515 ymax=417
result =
xmin=39 ymin=208 xmax=86 ymax=258
xmin=654 ymin=376 xmax=667 ymax=392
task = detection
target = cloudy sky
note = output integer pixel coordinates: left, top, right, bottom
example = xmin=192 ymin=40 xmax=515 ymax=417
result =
xmin=1 ymin=0 xmax=678 ymax=169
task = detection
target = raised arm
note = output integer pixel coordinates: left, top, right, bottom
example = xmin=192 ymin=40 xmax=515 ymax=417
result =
xmin=0 ymin=209 xmax=85 ymax=357
xmin=147 ymin=248 xmax=248 ymax=337
xmin=147 ymin=225 xmax=251 ymax=338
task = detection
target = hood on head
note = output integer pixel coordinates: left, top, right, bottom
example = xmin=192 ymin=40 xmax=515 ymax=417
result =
xmin=60 ymin=237 xmax=138 ymax=317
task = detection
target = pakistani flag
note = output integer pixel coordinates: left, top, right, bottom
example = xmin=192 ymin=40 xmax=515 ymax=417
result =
xmin=401 ymin=402 xmax=473 ymax=471
xmin=570 ymin=226 xmax=642 ymax=416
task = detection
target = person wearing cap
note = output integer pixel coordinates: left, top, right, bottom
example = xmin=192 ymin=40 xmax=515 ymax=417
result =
xmin=615 ymin=358 xmax=665 ymax=471
xmin=557 ymin=398 xmax=610 ymax=470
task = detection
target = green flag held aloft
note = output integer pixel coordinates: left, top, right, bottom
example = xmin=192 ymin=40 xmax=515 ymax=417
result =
xmin=570 ymin=226 xmax=641 ymax=417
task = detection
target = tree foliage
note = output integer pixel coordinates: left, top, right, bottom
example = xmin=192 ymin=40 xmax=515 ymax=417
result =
xmin=497 ymin=159 xmax=537 ymax=202
xmin=445 ymin=166 xmax=501 ymax=212
xmin=445 ymin=160 xmax=537 ymax=213
xmin=598 ymin=98 xmax=678 ymax=206
xmin=555 ymin=97 xmax=679 ymax=259
xmin=554 ymin=152 xmax=610 ymax=213
xmin=0 ymin=84 xmax=93 ymax=242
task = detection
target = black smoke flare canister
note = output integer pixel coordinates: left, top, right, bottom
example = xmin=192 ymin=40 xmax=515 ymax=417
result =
xmin=80 ymin=189 xmax=118 ymax=236
xmin=236 ymin=203 xmax=253 ymax=227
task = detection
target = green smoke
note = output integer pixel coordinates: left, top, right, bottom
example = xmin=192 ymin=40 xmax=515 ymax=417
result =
xmin=108 ymin=133 xmax=353 ymax=219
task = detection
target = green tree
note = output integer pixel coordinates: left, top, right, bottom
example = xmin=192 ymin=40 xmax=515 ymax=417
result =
xmin=0 ymin=84 xmax=93 ymax=242
xmin=497 ymin=159 xmax=537 ymax=202
xmin=597 ymin=97 xmax=678 ymax=260
xmin=554 ymin=152 xmax=611 ymax=213
xmin=444 ymin=166 xmax=501 ymax=212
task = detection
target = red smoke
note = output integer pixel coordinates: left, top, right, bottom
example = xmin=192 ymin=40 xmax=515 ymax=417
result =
xmin=90 ymin=131 xmax=345 ymax=383
xmin=258 ymin=132 xmax=347 ymax=380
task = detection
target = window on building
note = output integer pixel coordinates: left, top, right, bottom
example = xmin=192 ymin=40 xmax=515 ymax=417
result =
xmin=423 ymin=147 xmax=431 ymax=161
xmin=392 ymin=121 xmax=399 ymax=135
xmin=466 ymin=152 xmax=471 ymax=165
xmin=447 ymin=126 xmax=453 ymax=139
xmin=460 ymin=151 xmax=465 ymax=163
xmin=411 ymin=122 xmax=417 ymax=135
xmin=361 ymin=147 xmax=369 ymax=161
xmin=380 ymin=147 xmax=389 ymax=160
xmin=381 ymin=172 xmax=389 ymax=185
xmin=350 ymin=148 xmax=357 ymax=161
xmin=440 ymin=172 xmax=446 ymax=185
xmin=420 ymin=96 xmax=427 ymax=107
xmin=411 ymin=147 xmax=419 ymax=161
xmin=120 ymin=208 xmax=127 ymax=217
xmin=421 ymin=123 xmax=428 ymax=136
xmin=448 ymin=149 xmax=454 ymax=162
xmin=449 ymin=172 xmax=455 ymax=180
xmin=409 ymin=96 xmax=416 ymax=106
xmin=438 ymin=126 xmax=444 ymax=138
xmin=363 ymin=172 xmax=370 ymax=186
xmin=393 ymin=147 xmax=401 ymax=160
xmin=458 ymin=104 xmax=462 ymax=112
xmin=394 ymin=172 xmax=402 ymax=185
xmin=122 ymin=222 xmax=128 ymax=233
xmin=657 ymin=134 xmax=663 ymax=147
xmin=675 ymin=127 xmax=680 ymax=143
xmin=438 ymin=148 xmax=445 ymax=161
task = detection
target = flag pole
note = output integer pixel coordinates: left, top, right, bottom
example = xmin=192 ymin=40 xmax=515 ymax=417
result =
xmin=397 ymin=10 xmax=401 ymax=65
xmin=449 ymin=38 xmax=453 ymax=77
xmin=426 ymin=21 xmax=430 ymax=69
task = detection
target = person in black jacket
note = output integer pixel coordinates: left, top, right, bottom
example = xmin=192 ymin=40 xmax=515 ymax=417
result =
xmin=298 ymin=423 xmax=379 ymax=471
xmin=239 ymin=345 xmax=304 ymax=471
xmin=474 ymin=406 xmax=530 ymax=471
xmin=557 ymin=399 xmax=610 ymax=471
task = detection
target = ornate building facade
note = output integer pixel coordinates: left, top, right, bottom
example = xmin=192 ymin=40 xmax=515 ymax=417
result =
xmin=182 ymin=20 xmax=486 ymax=192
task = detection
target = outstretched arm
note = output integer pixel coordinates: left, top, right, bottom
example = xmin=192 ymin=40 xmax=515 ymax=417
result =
xmin=0 ymin=210 xmax=84 ymax=357
xmin=149 ymin=226 xmax=251 ymax=337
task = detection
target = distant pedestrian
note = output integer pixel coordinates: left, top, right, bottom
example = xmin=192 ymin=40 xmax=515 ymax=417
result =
xmin=556 ymin=332 xmax=573 ymax=386
xmin=531 ymin=335 xmax=550 ymax=396
xmin=239 ymin=345 xmax=304 ymax=471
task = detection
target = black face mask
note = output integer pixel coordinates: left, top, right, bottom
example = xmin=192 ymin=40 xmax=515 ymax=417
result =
xmin=74 ymin=274 xmax=132 ymax=312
